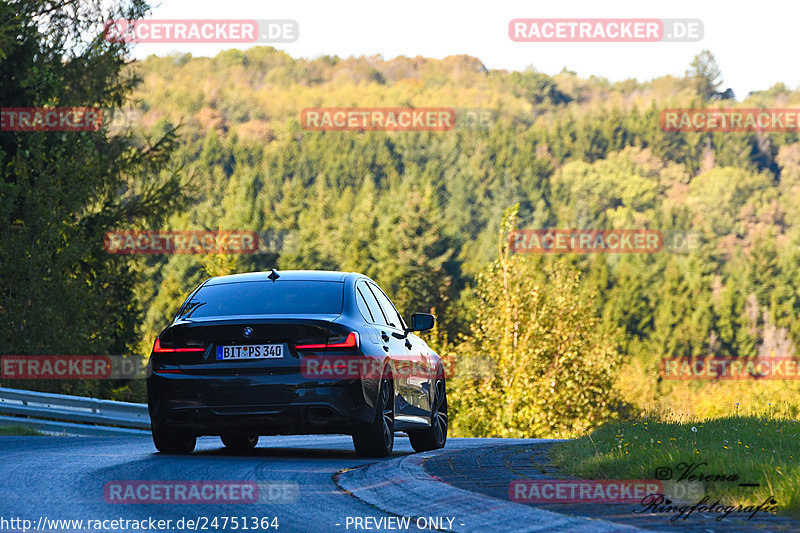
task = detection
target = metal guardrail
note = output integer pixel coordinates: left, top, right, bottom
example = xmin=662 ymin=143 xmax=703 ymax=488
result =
xmin=0 ymin=387 xmax=150 ymax=436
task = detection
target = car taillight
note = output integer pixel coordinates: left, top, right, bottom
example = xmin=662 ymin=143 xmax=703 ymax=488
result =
xmin=296 ymin=332 xmax=359 ymax=350
xmin=152 ymin=338 xmax=205 ymax=354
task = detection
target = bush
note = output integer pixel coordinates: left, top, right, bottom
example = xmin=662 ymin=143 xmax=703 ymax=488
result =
xmin=448 ymin=206 xmax=623 ymax=438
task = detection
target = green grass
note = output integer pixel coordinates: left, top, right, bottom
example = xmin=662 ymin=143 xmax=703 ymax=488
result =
xmin=549 ymin=416 xmax=800 ymax=518
xmin=0 ymin=425 xmax=46 ymax=436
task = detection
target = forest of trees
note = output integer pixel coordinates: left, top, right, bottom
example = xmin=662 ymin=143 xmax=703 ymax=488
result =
xmin=4 ymin=0 xmax=800 ymax=437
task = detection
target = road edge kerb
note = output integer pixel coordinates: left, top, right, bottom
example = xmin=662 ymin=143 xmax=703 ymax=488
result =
xmin=334 ymin=443 xmax=647 ymax=532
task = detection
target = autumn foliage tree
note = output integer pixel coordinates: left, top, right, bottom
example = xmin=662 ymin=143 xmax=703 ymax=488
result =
xmin=448 ymin=206 xmax=623 ymax=438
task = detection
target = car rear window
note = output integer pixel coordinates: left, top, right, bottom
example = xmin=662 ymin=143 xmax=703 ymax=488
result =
xmin=177 ymin=281 xmax=344 ymax=318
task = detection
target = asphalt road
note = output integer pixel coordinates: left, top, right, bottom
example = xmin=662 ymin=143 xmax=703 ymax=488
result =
xmin=0 ymin=435 xmax=523 ymax=533
xmin=4 ymin=435 xmax=795 ymax=533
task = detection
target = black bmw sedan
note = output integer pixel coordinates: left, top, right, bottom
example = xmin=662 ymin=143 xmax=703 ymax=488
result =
xmin=146 ymin=270 xmax=447 ymax=457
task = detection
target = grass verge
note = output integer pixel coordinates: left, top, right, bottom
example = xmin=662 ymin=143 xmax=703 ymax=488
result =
xmin=549 ymin=416 xmax=800 ymax=519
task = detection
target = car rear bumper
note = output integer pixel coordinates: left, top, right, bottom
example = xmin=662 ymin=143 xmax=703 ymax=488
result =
xmin=146 ymin=372 xmax=376 ymax=436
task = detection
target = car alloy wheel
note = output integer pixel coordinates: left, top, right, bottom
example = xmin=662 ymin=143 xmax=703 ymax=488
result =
xmin=408 ymin=373 xmax=448 ymax=452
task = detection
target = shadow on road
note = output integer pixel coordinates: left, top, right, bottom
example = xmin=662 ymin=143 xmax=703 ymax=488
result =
xmin=190 ymin=446 xmax=413 ymax=460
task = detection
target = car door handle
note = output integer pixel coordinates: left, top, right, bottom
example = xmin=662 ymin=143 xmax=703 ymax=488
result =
xmin=382 ymin=345 xmax=390 ymax=352
xmin=381 ymin=332 xmax=390 ymax=342
xmin=405 ymin=340 xmax=412 ymax=349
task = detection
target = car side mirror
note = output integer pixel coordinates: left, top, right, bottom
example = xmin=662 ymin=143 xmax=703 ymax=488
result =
xmin=408 ymin=313 xmax=435 ymax=332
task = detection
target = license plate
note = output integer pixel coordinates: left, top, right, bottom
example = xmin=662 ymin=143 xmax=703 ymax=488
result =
xmin=216 ymin=344 xmax=283 ymax=360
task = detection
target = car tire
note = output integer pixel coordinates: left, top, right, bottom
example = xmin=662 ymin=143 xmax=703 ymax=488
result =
xmin=408 ymin=374 xmax=447 ymax=452
xmin=352 ymin=376 xmax=394 ymax=457
xmin=152 ymin=423 xmax=196 ymax=454
xmin=221 ymin=434 xmax=259 ymax=451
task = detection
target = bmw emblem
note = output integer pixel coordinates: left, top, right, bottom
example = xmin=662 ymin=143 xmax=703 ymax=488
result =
xmin=243 ymin=327 xmax=253 ymax=337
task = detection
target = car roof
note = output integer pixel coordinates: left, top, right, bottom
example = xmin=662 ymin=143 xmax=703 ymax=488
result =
xmin=203 ymin=270 xmax=361 ymax=286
